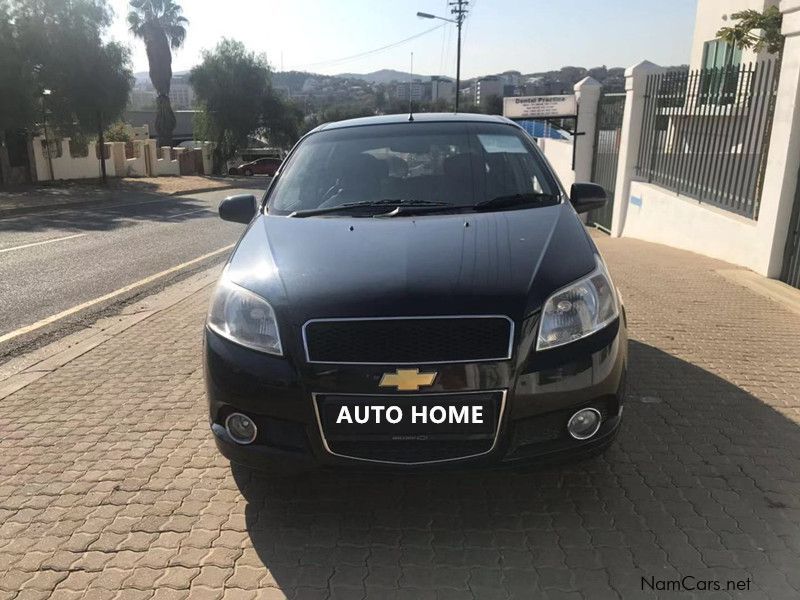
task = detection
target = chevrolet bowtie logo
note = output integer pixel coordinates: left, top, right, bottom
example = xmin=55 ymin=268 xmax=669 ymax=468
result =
xmin=379 ymin=368 xmax=437 ymax=392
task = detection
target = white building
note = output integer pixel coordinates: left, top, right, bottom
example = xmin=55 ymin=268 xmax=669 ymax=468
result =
xmin=689 ymin=0 xmax=779 ymax=69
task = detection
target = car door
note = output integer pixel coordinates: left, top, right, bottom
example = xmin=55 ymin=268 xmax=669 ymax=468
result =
xmin=260 ymin=158 xmax=278 ymax=176
xmin=252 ymin=159 xmax=270 ymax=174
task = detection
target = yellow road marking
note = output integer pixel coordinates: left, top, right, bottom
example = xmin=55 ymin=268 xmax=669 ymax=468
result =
xmin=0 ymin=244 xmax=234 ymax=345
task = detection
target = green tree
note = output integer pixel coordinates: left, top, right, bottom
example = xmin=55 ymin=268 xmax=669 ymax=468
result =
xmin=717 ymin=6 xmax=784 ymax=55
xmin=8 ymin=0 xmax=132 ymax=180
xmin=190 ymin=39 xmax=271 ymax=173
xmin=260 ymin=94 xmax=303 ymax=149
xmin=105 ymin=122 xmax=133 ymax=143
xmin=0 ymin=0 xmax=37 ymax=183
xmin=127 ymin=0 xmax=188 ymax=147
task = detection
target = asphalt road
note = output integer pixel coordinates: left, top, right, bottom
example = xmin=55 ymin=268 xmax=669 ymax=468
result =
xmin=0 ymin=185 xmax=263 ymax=357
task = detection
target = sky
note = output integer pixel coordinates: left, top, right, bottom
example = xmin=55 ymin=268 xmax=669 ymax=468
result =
xmin=107 ymin=0 xmax=699 ymax=78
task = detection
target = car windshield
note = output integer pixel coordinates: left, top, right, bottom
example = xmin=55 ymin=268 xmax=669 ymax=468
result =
xmin=266 ymin=121 xmax=560 ymax=216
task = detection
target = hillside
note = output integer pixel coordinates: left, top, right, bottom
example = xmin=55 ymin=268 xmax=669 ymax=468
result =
xmin=336 ymin=69 xmax=444 ymax=84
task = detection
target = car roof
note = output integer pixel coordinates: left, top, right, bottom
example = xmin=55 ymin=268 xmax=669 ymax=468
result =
xmin=308 ymin=112 xmax=522 ymax=134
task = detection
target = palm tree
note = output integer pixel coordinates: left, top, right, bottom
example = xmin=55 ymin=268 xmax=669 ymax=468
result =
xmin=127 ymin=0 xmax=187 ymax=147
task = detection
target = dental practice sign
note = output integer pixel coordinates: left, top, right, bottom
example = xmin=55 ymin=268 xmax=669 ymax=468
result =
xmin=503 ymin=94 xmax=577 ymax=119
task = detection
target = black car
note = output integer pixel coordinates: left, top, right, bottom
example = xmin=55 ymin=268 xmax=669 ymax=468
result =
xmin=204 ymin=113 xmax=627 ymax=471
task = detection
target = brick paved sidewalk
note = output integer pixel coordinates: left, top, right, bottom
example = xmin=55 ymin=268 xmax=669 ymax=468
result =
xmin=1 ymin=233 xmax=800 ymax=599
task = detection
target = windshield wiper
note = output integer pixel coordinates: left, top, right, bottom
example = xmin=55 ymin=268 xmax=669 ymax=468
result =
xmin=288 ymin=199 xmax=450 ymax=218
xmin=472 ymin=192 xmax=559 ymax=212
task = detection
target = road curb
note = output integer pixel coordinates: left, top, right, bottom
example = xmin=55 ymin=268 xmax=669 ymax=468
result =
xmin=0 ymin=265 xmax=222 ymax=401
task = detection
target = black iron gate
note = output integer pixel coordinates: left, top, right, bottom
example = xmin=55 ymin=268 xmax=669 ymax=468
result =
xmin=780 ymin=169 xmax=800 ymax=289
xmin=589 ymin=93 xmax=626 ymax=231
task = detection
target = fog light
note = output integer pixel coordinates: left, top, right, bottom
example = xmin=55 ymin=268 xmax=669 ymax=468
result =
xmin=567 ymin=408 xmax=601 ymax=440
xmin=225 ymin=412 xmax=258 ymax=445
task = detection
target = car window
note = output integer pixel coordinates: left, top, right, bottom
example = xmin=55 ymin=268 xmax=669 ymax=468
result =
xmin=266 ymin=122 xmax=558 ymax=214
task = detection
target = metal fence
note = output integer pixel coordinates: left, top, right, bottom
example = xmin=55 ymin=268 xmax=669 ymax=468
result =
xmin=635 ymin=60 xmax=779 ymax=219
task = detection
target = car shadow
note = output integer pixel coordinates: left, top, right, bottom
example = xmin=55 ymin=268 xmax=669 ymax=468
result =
xmin=231 ymin=340 xmax=800 ymax=599
xmin=0 ymin=178 xmax=265 ymax=235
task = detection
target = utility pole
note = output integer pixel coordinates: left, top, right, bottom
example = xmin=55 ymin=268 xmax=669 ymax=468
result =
xmin=449 ymin=0 xmax=468 ymax=112
xmin=409 ymin=52 xmax=414 ymax=119
xmin=417 ymin=1 xmax=468 ymax=111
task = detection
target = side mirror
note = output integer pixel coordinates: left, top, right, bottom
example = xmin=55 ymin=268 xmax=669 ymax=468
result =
xmin=219 ymin=194 xmax=257 ymax=224
xmin=569 ymin=183 xmax=607 ymax=214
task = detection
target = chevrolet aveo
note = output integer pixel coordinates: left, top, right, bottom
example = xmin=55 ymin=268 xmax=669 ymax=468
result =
xmin=204 ymin=113 xmax=627 ymax=471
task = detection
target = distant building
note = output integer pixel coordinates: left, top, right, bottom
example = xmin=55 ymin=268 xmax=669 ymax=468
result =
xmin=302 ymin=77 xmax=322 ymax=93
xmin=124 ymin=110 xmax=199 ymax=144
xmin=475 ymin=76 xmax=503 ymax=107
xmin=503 ymin=85 xmax=520 ymax=98
xmin=430 ymin=77 xmax=455 ymax=103
xmin=168 ymin=75 xmax=195 ymax=109
xmin=132 ymin=74 xmax=196 ymax=109
xmin=392 ymin=80 xmax=428 ymax=102
xmin=129 ymin=89 xmax=156 ymax=110
xmin=499 ymin=71 xmax=521 ymax=86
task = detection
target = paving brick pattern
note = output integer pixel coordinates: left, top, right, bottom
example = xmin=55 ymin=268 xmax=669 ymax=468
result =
xmin=1 ymin=233 xmax=800 ymax=599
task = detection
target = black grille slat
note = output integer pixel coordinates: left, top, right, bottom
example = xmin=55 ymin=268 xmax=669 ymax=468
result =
xmin=304 ymin=317 xmax=512 ymax=363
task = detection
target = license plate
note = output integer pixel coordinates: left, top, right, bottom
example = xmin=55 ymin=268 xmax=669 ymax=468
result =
xmin=317 ymin=393 xmax=499 ymax=440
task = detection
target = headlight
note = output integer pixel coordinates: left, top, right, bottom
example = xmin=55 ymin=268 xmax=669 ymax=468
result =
xmin=537 ymin=256 xmax=619 ymax=351
xmin=207 ymin=277 xmax=283 ymax=355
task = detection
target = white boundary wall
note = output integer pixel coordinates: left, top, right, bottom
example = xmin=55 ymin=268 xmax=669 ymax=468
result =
xmin=609 ymin=0 xmax=800 ymax=278
xmin=33 ymin=137 xmax=215 ymax=181
xmin=156 ymin=146 xmax=181 ymax=176
xmin=623 ymin=181 xmax=764 ymax=270
xmin=32 ymin=137 xmax=115 ymax=181
xmin=537 ymin=138 xmax=575 ymax=191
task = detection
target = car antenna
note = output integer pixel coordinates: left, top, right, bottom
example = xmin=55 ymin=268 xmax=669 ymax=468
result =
xmin=408 ymin=52 xmax=414 ymax=122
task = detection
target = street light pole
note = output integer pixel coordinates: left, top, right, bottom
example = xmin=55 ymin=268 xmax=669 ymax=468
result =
xmin=417 ymin=1 xmax=468 ymax=112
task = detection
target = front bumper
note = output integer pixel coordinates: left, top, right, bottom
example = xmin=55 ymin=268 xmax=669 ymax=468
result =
xmin=204 ymin=312 xmax=628 ymax=471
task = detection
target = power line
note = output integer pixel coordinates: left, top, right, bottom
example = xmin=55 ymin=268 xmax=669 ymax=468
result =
xmin=289 ymin=23 xmax=447 ymax=71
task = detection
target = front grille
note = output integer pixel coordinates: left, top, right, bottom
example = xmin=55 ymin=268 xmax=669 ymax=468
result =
xmin=315 ymin=391 xmax=505 ymax=464
xmin=303 ymin=316 xmax=513 ymax=364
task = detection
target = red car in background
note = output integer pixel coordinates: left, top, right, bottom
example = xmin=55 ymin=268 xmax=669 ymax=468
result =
xmin=229 ymin=157 xmax=282 ymax=177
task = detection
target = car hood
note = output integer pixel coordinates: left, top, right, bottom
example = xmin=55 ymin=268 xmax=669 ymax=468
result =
xmin=225 ymin=203 xmax=596 ymax=324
